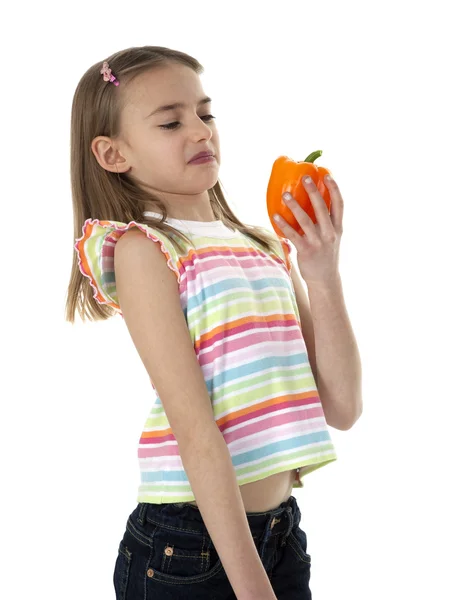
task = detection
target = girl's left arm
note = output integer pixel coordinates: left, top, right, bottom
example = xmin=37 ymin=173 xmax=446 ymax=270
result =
xmin=275 ymin=173 xmax=362 ymax=431
xmin=307 ymin=273 xmax=363 ymax=430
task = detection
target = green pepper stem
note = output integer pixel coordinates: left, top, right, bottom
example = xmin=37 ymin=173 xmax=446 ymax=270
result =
xmin=303 ymin=150 xmax=323 ymax=163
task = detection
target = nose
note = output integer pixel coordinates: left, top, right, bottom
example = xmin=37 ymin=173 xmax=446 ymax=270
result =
xmin=189 ymin=115 xmax=213 ymax=142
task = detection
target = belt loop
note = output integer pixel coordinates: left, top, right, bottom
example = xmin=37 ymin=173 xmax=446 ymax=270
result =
xmin=137 ymin=502 xmax=147 ymax=526
xmin=281 ymin=506 xmax=294 ymax=547
xmin=259 ymin=512 xmax=277 ymax=561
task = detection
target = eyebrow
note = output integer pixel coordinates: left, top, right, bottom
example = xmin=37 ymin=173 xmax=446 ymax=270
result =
xmin=145 ymin=96 xmax=212 ymax=119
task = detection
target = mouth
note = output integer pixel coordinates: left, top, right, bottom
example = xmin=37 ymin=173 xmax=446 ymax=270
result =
xmin=188 ymin=151 xmax=214 ymax=163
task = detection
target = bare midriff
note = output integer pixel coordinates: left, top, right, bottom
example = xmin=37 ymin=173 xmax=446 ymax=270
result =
xmin=187 ymin=468 xmax=299 ymax=513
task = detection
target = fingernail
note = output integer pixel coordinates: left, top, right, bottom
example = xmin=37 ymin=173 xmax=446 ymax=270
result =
xmin=283 ymin=192 xmax=292 ymax=201
xmin=303 ymin=176 xmax=312 ymax=185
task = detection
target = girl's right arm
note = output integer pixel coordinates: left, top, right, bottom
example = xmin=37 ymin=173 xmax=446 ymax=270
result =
xmin=113 ymin=228 xmax=277 ymax=600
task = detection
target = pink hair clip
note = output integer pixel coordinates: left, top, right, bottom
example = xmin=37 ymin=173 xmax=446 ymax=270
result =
xmin=100 ymin=61 xmax=119 ymax=87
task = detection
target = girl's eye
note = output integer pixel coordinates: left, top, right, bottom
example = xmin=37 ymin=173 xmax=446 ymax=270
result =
xmin=160 ymin=114 xmax=216 ymax=130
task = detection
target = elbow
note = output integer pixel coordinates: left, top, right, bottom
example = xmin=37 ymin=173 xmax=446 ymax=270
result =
xmin=338 ymin=412 xmax=361 ymax=431
xmin=325 ymin=397 xmax=363 ymax=431
xmin=338 ymin=402 xmax=363 ymax=431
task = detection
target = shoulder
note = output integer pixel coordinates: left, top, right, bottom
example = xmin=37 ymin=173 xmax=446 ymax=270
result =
xmin=114 ymin=225 xmax=182 ymax=283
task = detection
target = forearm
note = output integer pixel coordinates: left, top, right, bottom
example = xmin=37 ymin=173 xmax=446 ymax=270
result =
xmin=307 ymin=274 xmax=363 ymax=430
xmin=179 ymin=425 xmax=276 ymax=600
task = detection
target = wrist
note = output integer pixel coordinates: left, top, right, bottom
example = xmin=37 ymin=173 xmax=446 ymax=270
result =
xmin=306 ymin=273 xmax=342 ymax=292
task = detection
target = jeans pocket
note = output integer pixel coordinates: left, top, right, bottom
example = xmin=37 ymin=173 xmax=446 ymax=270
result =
xmin=113 ymin=540 xmax=132 ymax=600
xmin=287 ymin=526 xmax=312 ymax=564
xmin=145 ymin=526 xmax=224 ymax=585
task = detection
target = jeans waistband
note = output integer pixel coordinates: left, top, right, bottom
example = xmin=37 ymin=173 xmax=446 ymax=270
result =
xmin=134 ymin=494 xmax=300 ymax=558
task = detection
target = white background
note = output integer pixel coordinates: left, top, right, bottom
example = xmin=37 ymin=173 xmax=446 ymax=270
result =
xmin=2 ymin=0 xmax=456 ymax=598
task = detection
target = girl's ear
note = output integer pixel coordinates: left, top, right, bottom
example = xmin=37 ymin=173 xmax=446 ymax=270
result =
xmin=91 ymin=135 xmax=130 ymax=173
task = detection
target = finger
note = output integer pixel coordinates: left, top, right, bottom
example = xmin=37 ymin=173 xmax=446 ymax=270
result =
xmin=324 ymin=175 xmax=344 ymax=233
xmin=283 ymin=192 xmax=319 ymax=243
xmin=302 ymin=176 xmax=333 ymax=233
xmin=273 ymin=212 xmax=309 ymax=246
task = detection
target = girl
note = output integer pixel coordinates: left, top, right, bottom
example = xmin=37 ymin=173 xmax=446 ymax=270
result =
xmin=66 ymin=46 xmax=362 ymax=600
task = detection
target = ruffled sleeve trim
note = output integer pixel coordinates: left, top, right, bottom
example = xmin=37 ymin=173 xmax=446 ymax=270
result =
xmin=74 ymin=218 xmax=182 ymax=313
xmin=252 ymin=225 xmax=293 ymax=275
xmin=279 ymin=237 xmax=293 ymax=274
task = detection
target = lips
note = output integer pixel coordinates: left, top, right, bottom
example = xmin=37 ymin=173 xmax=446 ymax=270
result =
xmin=189 ymin=151 xmax=214 ymax=163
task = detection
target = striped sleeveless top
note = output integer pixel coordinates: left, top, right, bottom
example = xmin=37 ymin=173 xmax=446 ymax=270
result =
xmin=74 ymin=211 xmax=337 ymax=504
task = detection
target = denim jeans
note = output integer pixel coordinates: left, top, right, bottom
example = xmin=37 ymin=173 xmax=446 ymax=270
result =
xmin=113 ymin=494 xmax=312 ymax=599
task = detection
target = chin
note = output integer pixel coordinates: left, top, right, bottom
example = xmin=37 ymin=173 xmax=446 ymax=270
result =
xmin=194 ymin=171 xmax=220 ymax=189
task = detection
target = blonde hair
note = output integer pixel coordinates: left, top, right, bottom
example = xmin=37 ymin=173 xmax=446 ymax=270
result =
xmin=66 ymin=45 xmax=279 ymax=323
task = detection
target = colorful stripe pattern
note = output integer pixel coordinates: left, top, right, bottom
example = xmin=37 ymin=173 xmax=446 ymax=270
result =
xmin=74 ymin=218 xmax=337 ymax=503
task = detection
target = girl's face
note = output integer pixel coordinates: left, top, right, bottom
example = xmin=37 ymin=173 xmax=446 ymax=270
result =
xmin=115 ymin=62 xmax=220 ymax=206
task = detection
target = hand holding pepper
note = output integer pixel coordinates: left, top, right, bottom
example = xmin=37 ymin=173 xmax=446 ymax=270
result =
xmin=267 ymin=151 xmax=344 ymax=286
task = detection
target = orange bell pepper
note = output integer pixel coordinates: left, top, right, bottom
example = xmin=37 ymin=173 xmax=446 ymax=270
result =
xmin=266 ymin=150 xmax=333 ymax=237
